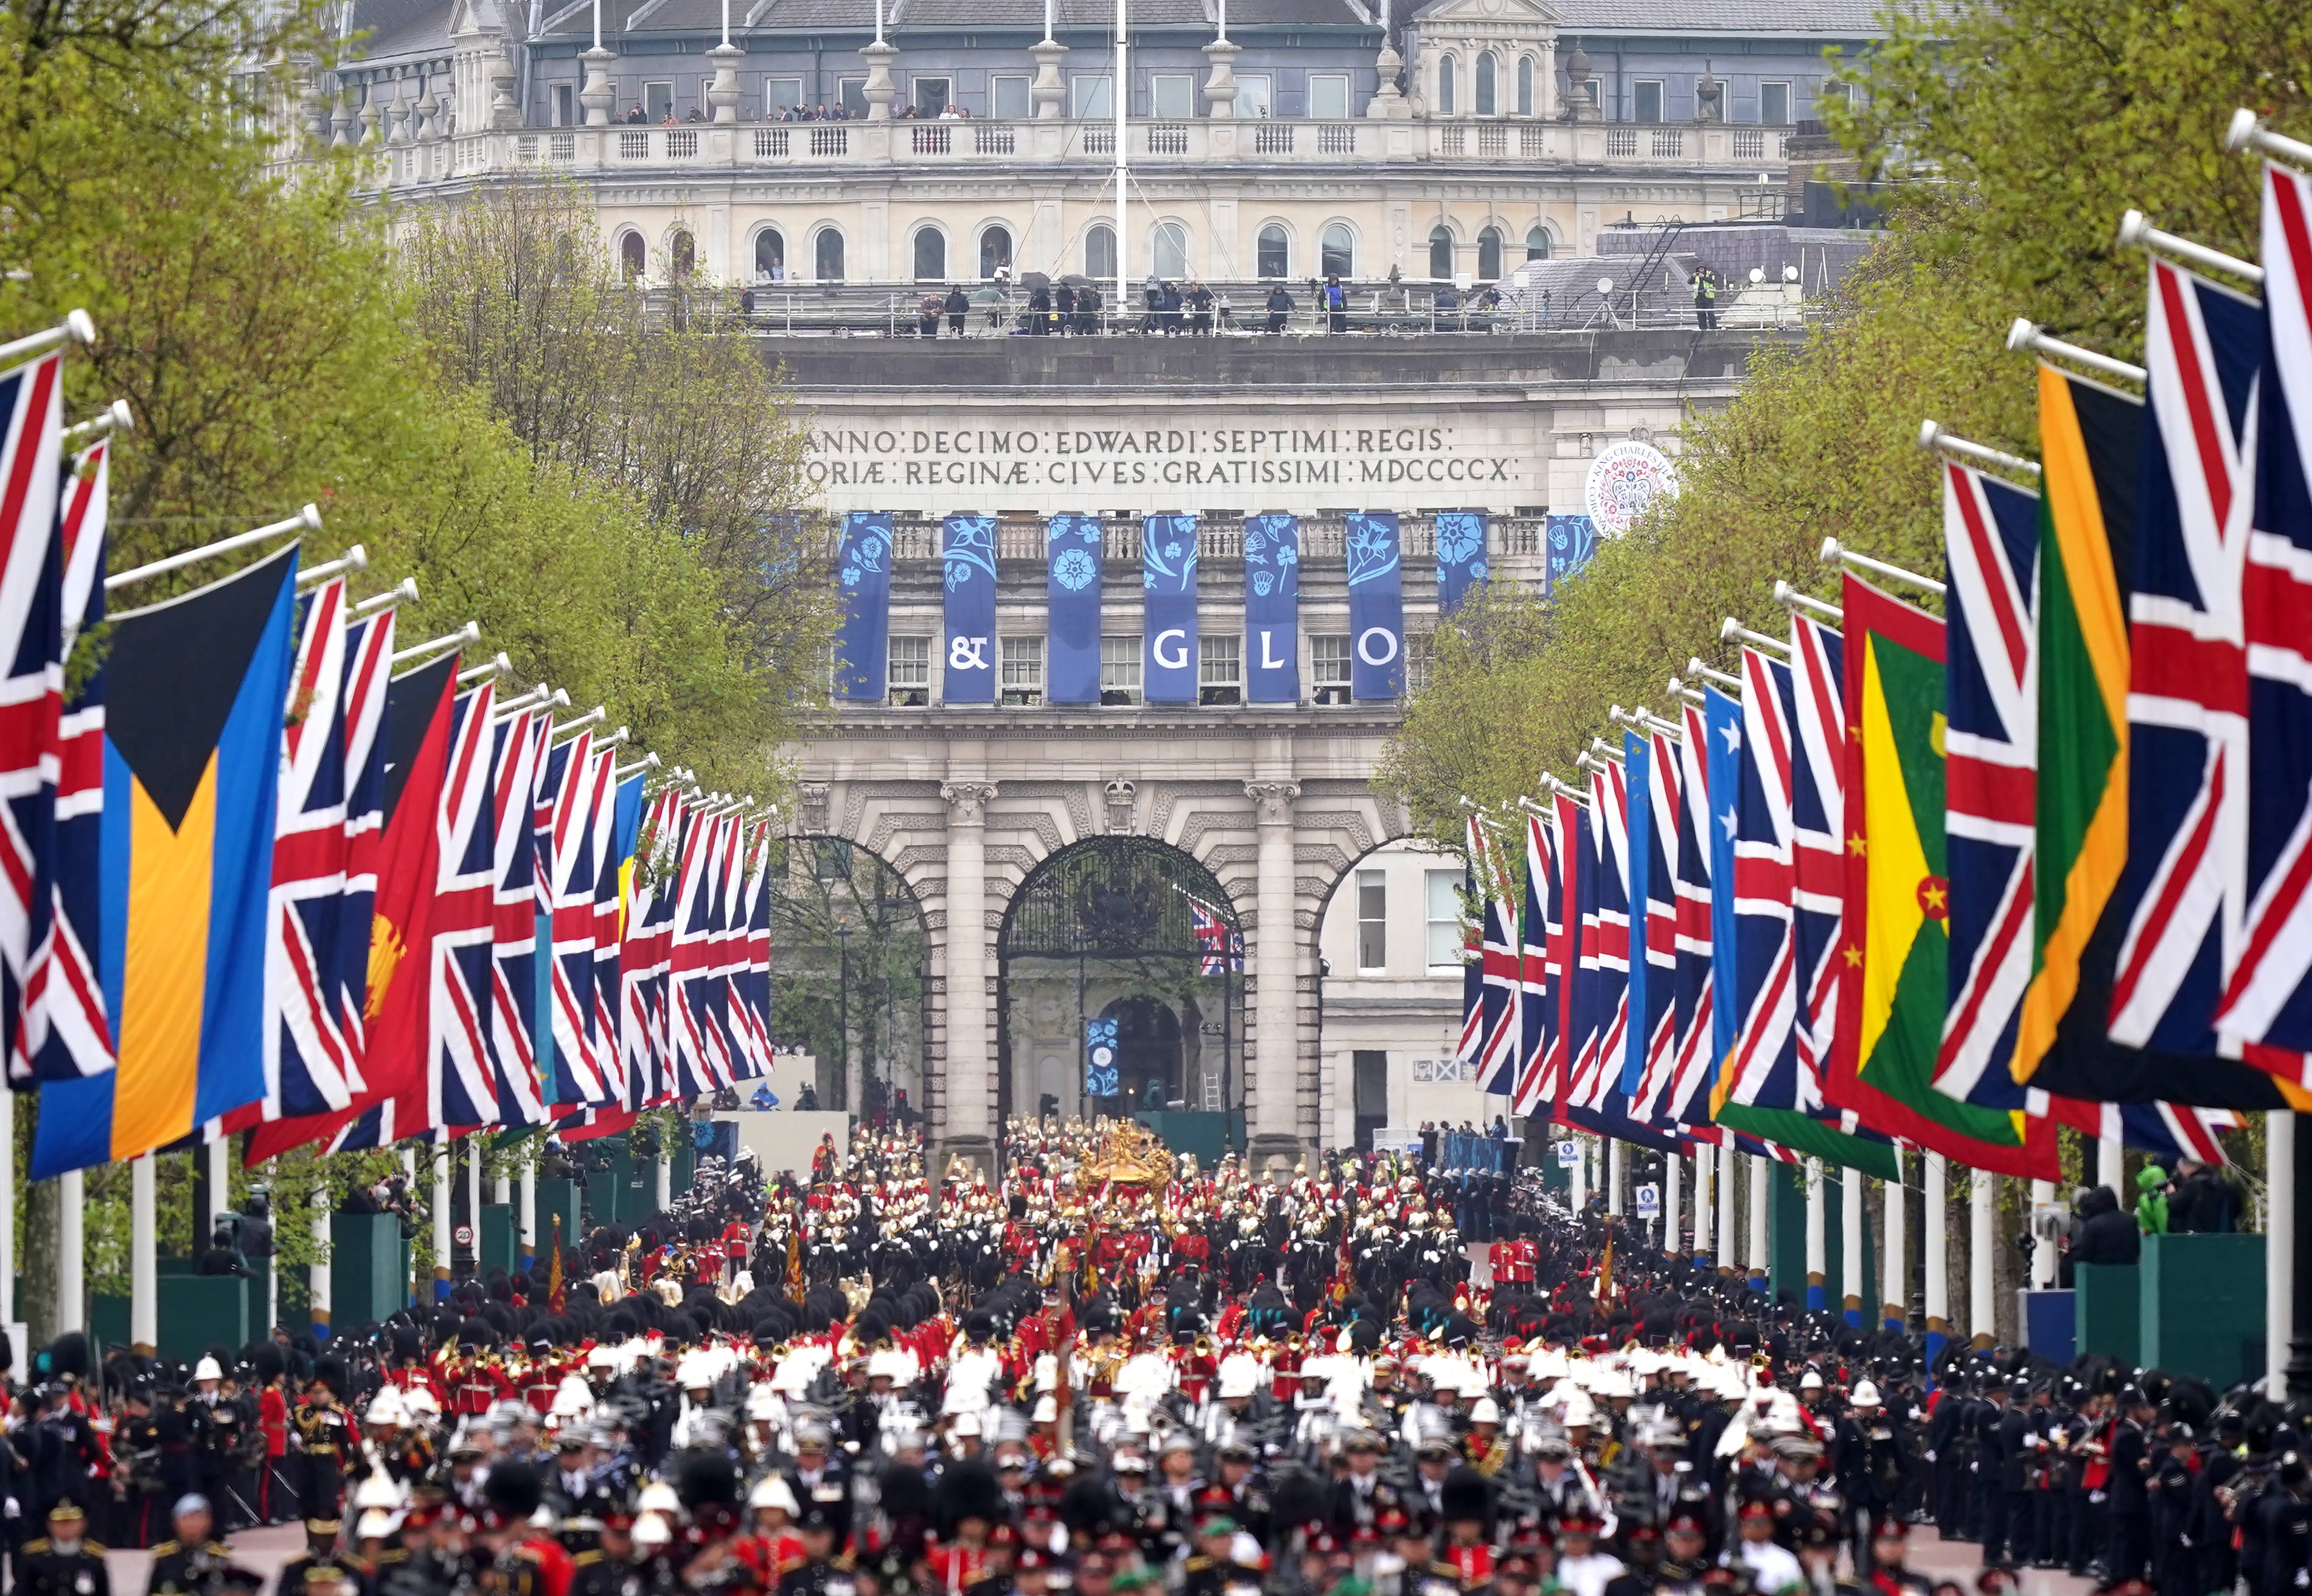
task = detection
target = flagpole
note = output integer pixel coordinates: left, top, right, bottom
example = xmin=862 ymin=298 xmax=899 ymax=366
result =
xmin=0 ymin=1089 xmax=11 ymax=1334
xmin=1918 ymin=419 xmax=2042 ymax=481
xmin=1770 ymin=580 xmax=1844 ymax=623
xmin=552 ymin=706 xmax=608 ymax=741
xmin=2269 ymin=1111 xmax=2293 ymax=1397
xmin=1717 ymin=1141 xmax=1736 ymax=1278
xmin=1719 ymin=617 xmax=1790 ymax=654
xmin=1970 ymin=1168 xmax=1994 ymax=1347
xmin=433 ymin=1145 xmax=452 ymax=1300
xmin=60 ymin=398 xmax=132 ymax=448
xmin=1746 ymin=1155 xmax=1767 ymax=1291
xmin=297 ymin=544 xmax=367 ymax=588
xmin=131 ymin=1155 xmax=156 ymax=1351
xmin=1685 ymin=656 xmax=1741 ymax=692
xmin=520 ymin=1157 xmax=537 ymax=1272
xmin=105 ymin=503 xmax=320 ymax=592
xmin=309 ymin=1188 xmax=331 ymax=1341
xmin=353 ymin=578 xmax=419 ymax=617
xmin=1882 ymin=1147 xmax=1906 ymax=1329
xmin=2116 ymin=207 xmax=2264 ymax=286
xmin=1923 ymin=1151 xmax=1948 ymax=1369
xmin=57 ymin=1170 xmax=83 ymax=1333
xmin=458 ymin=652 xmax=512 ymax=684
xmin=1842 ymin=1164 xmax=1864 ymax=1323
xmin=390 ymin=621 xmax=480 ymax=667
xmin=0 ymin=309 xmax=96 ymax=366
xmin=1803 ymin=1158 xmax=1825 ymax=1310
xmin=2007 ymin=317 xmax=2146 ymax=387
xmin=1820 ymin=537 xmax=1947 ymax=598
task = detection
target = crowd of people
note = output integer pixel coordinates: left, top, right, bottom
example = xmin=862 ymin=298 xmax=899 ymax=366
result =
xmin=0 ymin=1119 xmax=2288 ymax=1596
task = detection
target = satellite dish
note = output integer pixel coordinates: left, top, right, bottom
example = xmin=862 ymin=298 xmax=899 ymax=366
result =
xmin=1783 ymin=264 xmax=1800 ymax=282
xmin=1596 ymin=276 xmax=1615 ymax=296
xmin=1747 ymin=267 xmax=1764 ymax=285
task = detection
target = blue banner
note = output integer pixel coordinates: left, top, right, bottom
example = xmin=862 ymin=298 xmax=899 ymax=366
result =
xmin=1087 ymin=1016 xmax=1119 ymax=1095
xmin=1435 ymin=510 xmax=1487 ymax=612
xmin=1346 ymin=510 xmax=1404 ymax=700
xmin=1244 ymin=513 xmax=1300 ymax=703
xmin=1142 ymin=513 xmax=1198 ymax=704
xmin=834 ymin=511 xmax=892 ymax=699
xmin=1545 ymin=513 xmax=1598 ymax=592
xmin=1046 ymin=513 xmax=1102 ymax=704
xmin=942 ymin=513 xmax=997 ymax=704
xmin=1620 ymin=727 xmax=1651 ymax=1096
xmin=1705 ymin=684 xmax=1743 ymax=1072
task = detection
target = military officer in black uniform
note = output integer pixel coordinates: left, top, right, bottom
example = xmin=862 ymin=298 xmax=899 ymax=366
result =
xmin=19 ymin=1500 xmax=108 ymax=1596
xmin=775 ymin=1503 xmax=858 ymax=1596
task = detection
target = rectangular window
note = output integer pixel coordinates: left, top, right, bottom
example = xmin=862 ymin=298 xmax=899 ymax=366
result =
xmin=1199 ymin=633 xmax=1242 ymax=706
xmin=813 ymin=839 xmax=852 ymax=881
xmin=767 ymin=76 xmax=805 ymax=115
xmin=1308 ymin=73 xmax=1350 ymax=120
xmin=1099 ymin=634 xmax=1141 ymax=704
xmin=1759 ymin=81 xmax=1790 ymax=126
xmin=911 ymin=76 xmax=952 ymax=117
xmin=839 ymin=76 xmax=869 ymax=118
xmin=1426 ymin=870 xmax=1465 ymax=968
xmin=991 ymin=74 xmax=1031 ymax=119
xmin=643 ymin=81 xmax=674 ymax=122
xmin=1357 ymin=870 xmax=1387 ymax=971
xmin=1405 ymin=631 xmax=1433 ymax=696
xmin=1150 ymin=73 xmax=1194 ymax=119
xmin=1353 ymin=1049 xmax=1388 ymax=1150
xmin=888 ymin=636 xmax=930 ymax=707
xmin=1002 ymin=636 xmax=1045 ymax=706
xmin=552 ymin=83 xmax=574 ymax=126
xmin=1633 ymin=78 xmax=1663 ymax=122
xmin=1583 ymin=77 xmax=1603 ymax=116
xmin=1235 ymin=74 xmax=1273 ymax=118
xmin=1311 ymin=635 xmax=1351 ymax=704
xmin=1074 ymin=75 xmax=1113 ymax=119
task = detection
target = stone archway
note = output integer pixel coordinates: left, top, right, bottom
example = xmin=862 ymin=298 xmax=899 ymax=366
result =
xmin=995 ymin=835 xmax=1244 ymax=1131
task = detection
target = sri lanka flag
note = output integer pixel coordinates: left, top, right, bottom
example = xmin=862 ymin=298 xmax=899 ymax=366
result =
xmin=32 ymin=544 xmax=300 ymax=1178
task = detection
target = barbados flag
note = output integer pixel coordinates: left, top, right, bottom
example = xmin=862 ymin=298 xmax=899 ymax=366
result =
xmin=32 ymin=544 xmax=299 ymax=1178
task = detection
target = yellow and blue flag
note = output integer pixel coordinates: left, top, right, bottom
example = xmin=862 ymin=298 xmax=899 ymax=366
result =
xmin=31 ymin=544 xmax=299 ymax=1178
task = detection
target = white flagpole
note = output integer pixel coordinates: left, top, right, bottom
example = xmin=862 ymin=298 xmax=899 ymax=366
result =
xmin=106 ymin=504 xmax=319 ymax=592
xmin=1115 ymin=0 xmax=1128 ymax=315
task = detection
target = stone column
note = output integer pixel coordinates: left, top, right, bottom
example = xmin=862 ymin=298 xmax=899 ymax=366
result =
xmin=308 ymin=1189 xmax=331 ymax=1339
xmin=1202 ymin=38 xmax=1241 ymax=118
xmin=860 ymin=40 xmax=899 ymax=120
xmin=941 ymin=781 xmax=1000 ymax=1170
xmin=708 ymin=43 xmax=745 ymax=123
xmin=1029 ymin=40 xmax=1068 ymax=119
xmin=131 ymin=1156 xmax=156 ymax=1352
xmin=579 ymin=47 xmax=616 ymax=127
xmin=1245 ymin=779 xmax=1301 ymax=1171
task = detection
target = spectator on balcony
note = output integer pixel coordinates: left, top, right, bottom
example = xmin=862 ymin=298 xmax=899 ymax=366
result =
xmin=1139 ymin=277 xmax=1162 ymax=333
xmin=974 ymin=279 xmax=1007 ymax=333
xmin=1322 ymin=273 xmax=1349 ymax=333
xmin=1055 ymin=280 xmax=1076 ymax=333
xmin=1215 ymin=290 xmax=1236 ymax=331
xmin=624 ymin=104 xmax=647 ymax=124
xmin=661 ymin=109 xmax=678 ymax=128
xmin=944 ymin=284 xmax=969 ymax=337
xmin=917 ymin=290 xmax=943 ymax=338
xmin=685 ymin=105 xmax=704 ymax=123
xmin=1026 ymin=279 xmax=1053 ymax=334
xmin=1186 ymin=282 xmax=1213 ymax=334
xmin=1265 ymin=283 xmax=1294 ymax=333
xmin=1694 ymin=266 xmax=1719 ymax=330
xmin=1073 ymin=282 xmax=1101 ymax=335
xmin=1433 ymin=280 xmax=1461 ymax=331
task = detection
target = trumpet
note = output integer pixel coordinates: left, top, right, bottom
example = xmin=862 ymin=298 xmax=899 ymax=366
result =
xmin=1193 ymin=1335 xmax=1214 ymax=1358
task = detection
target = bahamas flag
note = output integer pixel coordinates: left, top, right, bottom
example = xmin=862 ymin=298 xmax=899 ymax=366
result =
xmin=1824 ymin=573 xmax=2057 ymax=1178
xmin=32 ymin=545 xmax=299 ymax=1178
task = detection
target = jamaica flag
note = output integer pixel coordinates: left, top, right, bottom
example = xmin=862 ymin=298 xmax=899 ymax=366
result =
xmin=1825 ymin=575 xmax=2058 ymax=1178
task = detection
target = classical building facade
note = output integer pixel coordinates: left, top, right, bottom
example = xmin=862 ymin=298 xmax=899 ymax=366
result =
xmin=301 ymin=0 xmax=1887 ymax=290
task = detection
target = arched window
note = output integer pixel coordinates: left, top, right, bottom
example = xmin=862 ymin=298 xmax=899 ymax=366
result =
xmin=1477 ymin=226 xmax=1502 ymax=280
xmin=979 ymin=226 xmax=1012 ymax=279
xmin=815 ymin=228 xmax=844 ymax=282
xmin=1256 ymin=225 xmax=1289 ymax=278
xmin=1085 ymin=223 xmax=1116 ymax=280
xmin=618 ymin=231 xmax=646 ymax=281
xmin=1516 ymin=56 xmax=1534 ymax=116
xmin=1475 ymin=52 xmax=1497 ymax=116
xmin=754 ymin=228 xmax=785 ymax=281
xmin=913 ymin=227 xmax=945 ymax=281
xmin=1151 ymin=221 xmax=1188 ymax=280
xmin=670 ymin=230 xmax=695 ymax=279
xmin=1320 ymin=223 xmax=1354 ymax=279
xmin=1428 ymin=225 xmax=1453 ymax=279
xmin=1436 ymin=54 xmax=1457 ymax=115
xmin=1525 ymin=226 xmax=1551 ymax=261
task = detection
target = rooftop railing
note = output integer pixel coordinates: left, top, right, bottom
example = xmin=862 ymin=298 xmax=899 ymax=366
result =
xmin=836 ymin=512 xmax=1552 ymax=567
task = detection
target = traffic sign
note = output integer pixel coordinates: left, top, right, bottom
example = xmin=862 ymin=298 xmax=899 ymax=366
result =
xmin=1556 ymin=1140 xmax=1579 ymax=1168
xmin=1634 ymin=1183 xmax=1661 ymax=1218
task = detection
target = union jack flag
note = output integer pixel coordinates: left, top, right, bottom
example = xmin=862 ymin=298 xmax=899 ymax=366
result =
xmin=487 ymin=704 xmax=550 ymax=1127
xmin=706 ymin=810 xmax=750 ymax=1081
xmin=256 ymin=584 xmax=392 ymax=1122
xmin=670 ymin=807 xmax=733 ymax=1096
xmin=1477 ymin=828 xmax=1522 ymax=1098
xmin=619 ymin=789 xmax=680 ymax=1108
xmin=1661 ymin=701 xmax=1718 ymax=1129
xmin=1457 ymin=816 xmax=1486 ymax=1070
xmin=1789 ymin=614 xmax=1847 ymax=1102
xmin=2109 ymin=257 xmax=2262 ymax=1055
xmin=583 ymin=755 xmax=630 ymax=1106
xmin=0 ymin=350 xmax=72 ymax=1086
xmin=728 ymin=820 xmax=775 ymax=1086
xmin=1936 ymin=460 xmax=2046 ymax=1109
xmin=538 ymin=731 xmax=616 ymax=1104
xmin=1624 ymin=727 xmax=1680 ymax=1122
xmin=1555 ymin=801 xmax=1600 ymax=1124
xmin=29 ymin=434 xmax=110 ymax=1089
xmin=1188 ymin=896 xmax=1241 ymax=976
xmin=1511 ymin=804 xmax=1559 ymax=1117
xmin=2219 ymin=162 xmax=2312 ymax=1063
xmin=1566 ymin=758 xmax=1631 ymax=1116
xmin=1722 ymin=648 xmax=1812 ymax=1114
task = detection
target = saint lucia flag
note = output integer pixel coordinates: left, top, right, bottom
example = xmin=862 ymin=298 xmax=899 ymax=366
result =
xmin=32 ymin=544 xmax=299 ymax=1178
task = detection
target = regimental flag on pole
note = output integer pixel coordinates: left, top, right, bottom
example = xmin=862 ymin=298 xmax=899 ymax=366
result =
xmin=2220 ymin=161 xmax=2312 ymax=1070
xmin=2013 ymin=360 xmax=2303 ymax=1108
xmin=0 ymin=349 xmax=78 ymax=1089
xmin=254 ymin=583 xmax=391 ymax=1123
xmin=486 ymin=704 xmax=550 ymax=1128
xmin=1625 ymin=727 xmax=1680 ymax=1122
xmin=2107 ymin=257 xmax=2262 ymax=1058
xmin=1826 ymin=574 xmax=2056 ymax=1178
xmin=33 ymin=545 xmax=301 ymax=1178
xmin=1478 ymin=827 xmax=1522 ymax=1098
xmin=1512 ymin=805 xmax=1558 ymax=1118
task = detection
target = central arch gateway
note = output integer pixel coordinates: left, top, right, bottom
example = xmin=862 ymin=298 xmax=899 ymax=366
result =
xmin=788 ymin=706 xmax=1409 ymax=1171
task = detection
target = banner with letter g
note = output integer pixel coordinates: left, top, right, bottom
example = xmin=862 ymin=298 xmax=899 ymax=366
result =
xmin=1142 ymin=513 xmax=1199 ymax=704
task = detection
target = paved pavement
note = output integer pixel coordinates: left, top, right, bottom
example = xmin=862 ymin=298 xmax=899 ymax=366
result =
xmin=1904 ymin=1525 xmax=2103 ymax=1596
